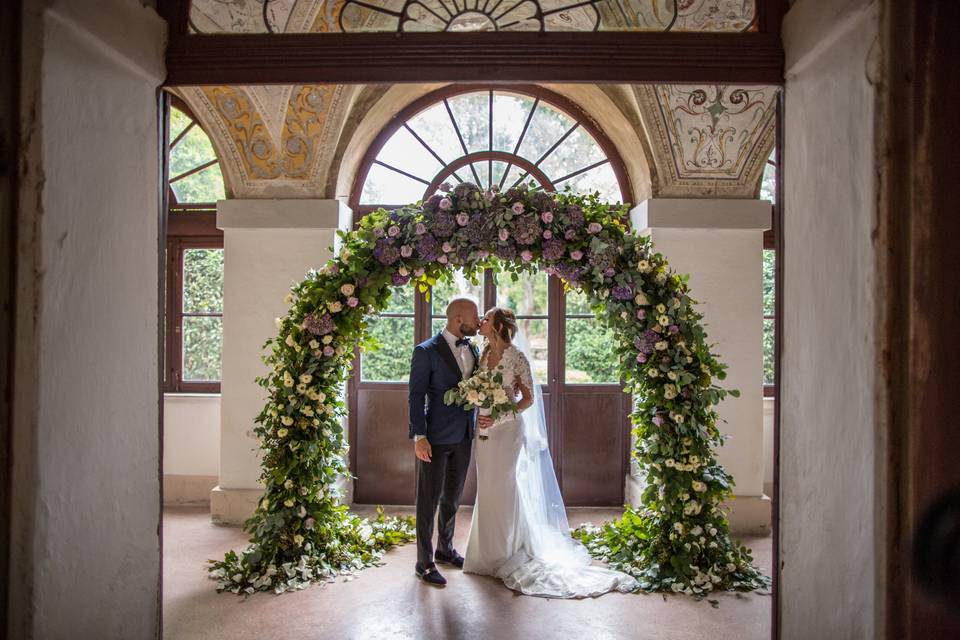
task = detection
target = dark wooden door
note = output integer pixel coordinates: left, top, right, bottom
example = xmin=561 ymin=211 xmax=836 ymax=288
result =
xmin=350 ymin=270 xmax=630 ymax=506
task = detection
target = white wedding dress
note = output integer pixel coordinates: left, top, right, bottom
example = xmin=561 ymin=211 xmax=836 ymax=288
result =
xmin=463 ymin=342 xmax=638 ymax=598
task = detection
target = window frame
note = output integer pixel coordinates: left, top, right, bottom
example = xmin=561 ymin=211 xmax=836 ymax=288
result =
xmin=164 ymin=95 xmax=225 ymax=394
xmin=165 ymin=236 xmax=224 ymax=393
xmin=762 ymin=154 xmax=777 ymax=399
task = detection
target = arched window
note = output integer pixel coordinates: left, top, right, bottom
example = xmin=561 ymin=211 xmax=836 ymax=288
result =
xmin=168 ymin=105 xmax=226 ymax=207
xmin=352 ymin=86 xmax=630 ymax=211
xmin=349 ymin=87 xmax=634 ymax=506
xmin=165 ymin=100 xmax=226 ymax=393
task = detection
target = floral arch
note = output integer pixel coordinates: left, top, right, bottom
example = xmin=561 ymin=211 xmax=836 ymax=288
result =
xmin=210 ymin=182 xmax=768 ymax=597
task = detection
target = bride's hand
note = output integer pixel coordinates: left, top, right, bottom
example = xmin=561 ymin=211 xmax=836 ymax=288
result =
xmin=477 ymin=415 xmax=494 ymax=429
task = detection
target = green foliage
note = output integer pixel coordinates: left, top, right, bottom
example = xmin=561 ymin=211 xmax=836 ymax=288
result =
xmin=209 ymin=184 xmax=768 ymax=597
xmin=169 ymin=108 xmax=225 ymax=204
xmin=182 ymin=248 xmax=223 ymax=381
xmin=565 ymin=318 xmax=619 ymax=383
xmin=762 ymin=250 xmax=775 ymax=385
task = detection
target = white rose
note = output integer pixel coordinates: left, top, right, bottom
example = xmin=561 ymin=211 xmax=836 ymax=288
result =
xmin=280 ymin=416 xmax=293 ymax=426
xmin=638 ymin=260 xmax=651 ymax=273
xmin=667 ymin=371 xmax=677 ymax=381
xmin=285 ymin=334 xmax=296 ymax=347
xmin=340 ymin=283 xmax=355 ymax=296
xmin=655 ymin=340 xmax=668 ymax=351
xmin=322 ymin=335 xmax=333 ymax=344
xmin=665 ymin=458 xmax=675 ymax=468
xmin=284 ymin=479 xmax=294 ymax=489
xmin=328 ymin=301 xmax=343 ymax=313
xmin=299 ymin=373 xmax=312 ymax=384
xmin=656 ymin=303 xmax=666 ymax=314
xmin=309 ymin=340 xmax=319 ymax=349
xmin=658 ymin=314 xmax=671 ymax=326
xmin=726 ymin=563 xmax=736 ymax=572
xmin=335 ymin=346 xmax=345 ymax=356
xmin=466 ymin=390 xmax=480 ymax=404
xmin=283 ymin=372 xmax=294 ymax=387
xmin=275 ymin=317 xmax=283 ymax=329
xmin=634 ymin=292 xmax=649 ymax=305
xmin=284 ymin=292 xmax=295 ymax=304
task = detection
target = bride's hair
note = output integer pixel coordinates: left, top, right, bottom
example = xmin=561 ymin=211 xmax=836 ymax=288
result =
xmin=482 ymin=308 xmax=518 ymax=362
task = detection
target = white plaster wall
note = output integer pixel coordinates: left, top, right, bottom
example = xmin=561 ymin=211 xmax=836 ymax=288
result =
xmin=218 ymin=200 xmax=351 ymax=490
xmin=163 ymin=394 xmax=220 ymax=476
xmin=23 ymin=1 xmax=166 ymax=638
xmin=781 ymin=1 xmax=880 ymax=638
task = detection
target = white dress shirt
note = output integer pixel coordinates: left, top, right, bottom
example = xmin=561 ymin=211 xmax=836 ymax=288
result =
xmin=415 ymin=330 xmax=475 ymax=443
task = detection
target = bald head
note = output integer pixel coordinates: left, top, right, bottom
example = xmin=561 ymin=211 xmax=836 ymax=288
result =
xmin=445 ymin=297 xmax=480 ymax=338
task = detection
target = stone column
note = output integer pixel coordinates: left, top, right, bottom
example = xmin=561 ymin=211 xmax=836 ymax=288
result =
xmin=211 ymin=199 xmax=352 ymax=525
xmin=628 ymin=198 xmax=771 ymax=534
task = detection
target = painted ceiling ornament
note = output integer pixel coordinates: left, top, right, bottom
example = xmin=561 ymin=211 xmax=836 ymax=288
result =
xmin=188 ymin=0 xmax=755 ymax=33
xmin=635 ymin=83 xmax=776 ymax=197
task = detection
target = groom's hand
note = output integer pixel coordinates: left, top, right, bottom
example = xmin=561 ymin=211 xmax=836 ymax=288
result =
xmin=414 ymin=438 xmax=432 ymax=462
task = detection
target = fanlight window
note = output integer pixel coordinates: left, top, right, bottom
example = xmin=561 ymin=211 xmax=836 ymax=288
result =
xmin=168 ymin=106 xmax=226 ymax=205
xmin=358 ymin=90 xmax=623 ymax=207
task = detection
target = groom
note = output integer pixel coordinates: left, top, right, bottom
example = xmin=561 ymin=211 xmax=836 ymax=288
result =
xmin=408 ymin=297 xmax=481 ymax=586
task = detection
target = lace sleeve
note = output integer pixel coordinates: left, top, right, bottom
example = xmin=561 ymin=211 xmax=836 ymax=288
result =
xmin=512 ymin=348 xmax=534 ymax=393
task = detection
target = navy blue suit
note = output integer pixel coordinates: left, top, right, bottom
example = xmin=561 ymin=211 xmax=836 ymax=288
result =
xmin=408 ymin=333 xmax=478 ymax=445
xmin=408 ymin=332 xmax=478 ymax=570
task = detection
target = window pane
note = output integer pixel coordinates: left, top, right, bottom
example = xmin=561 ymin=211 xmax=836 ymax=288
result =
xmin=763 ymin=318 xmax=775 ymax=385
xmin=565 ymin=288 xmax=595 ymax=315
xmin=383 ymin=285 xmax=416 ymax=315
xmin=496 ymin=270 xmax=548 ymax=316
xmin=183 ymin=316 xmax=222 ymax=382
xmin=170 ymin=119 xmax=217 ymax=177
xmin=362 ymin=316 xmax=414 ymax=382
xmin=501 ymin=164 xmax=542 ymax=191
xmin=539 ymin=126 xmax=606 ymax=183
xmin=565 ymin=317 xmax=619 ymax=384
xmin=763 ymin=249 xmax=775 ymax=317
xmin=516 ymin=318 xmax=549 ymax=383
xmin=760 ymin=153 xmax=776 ymax=204
xmin=516 ymin=102 xmax=576 ymax=163
xmin=554 ymin=161 xmax=621 ymax=203
xmin=183 ymin=248 xmax=223 ymax=313
xmin=447 ymin=92 xmax=490 ymax=154
xmin=171 ymin=163 xmax=226 ymax=204
xmin=169 ymin=108 xmax=192 ymax=143
xmin=360 ymin=162 xmax=430 ymax=205
xmin=407 ymin=103 xmax=467 ymax=166
xmin=430 ymin=270 xmax=483 ymax=316
xmin=492 ymin=93 xmax=533 ymax=153
xmin=376 ymin=126 xmax=444 ymax=184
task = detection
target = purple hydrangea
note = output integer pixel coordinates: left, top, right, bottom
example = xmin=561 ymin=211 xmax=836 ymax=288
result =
xmin=423 ymin=194 xmax=443 ymax=214
xmin=494 ymin=244 xmax=517 ymax=261
xmin=392 ymin=272 xmax=411 ymax=286
xmin=530 ymin=190 xmax=555 ymax=213
xmin=303 ymin=312 xmax=335 ymax=336
xmin=415 ymin=233 xmax=438 ymax=261
xmin=373 ymin=239 xmax=400 ymax=265
xmin=462 ymin=216 xmax=490 ymax=246
xmin=634 ymin=328 xmax=660 ymax=355
xmin=453 ymin=182 xmax=480 ymax=200
xmin=513 ymin=214 xmax=541 ymax=245
xmin=612 ymin=286 xmax=634 ymax=301
xmin=432 ymin=211 xmax=456 ymax=237
xmin=554 ymin=261 xmax=583 ymax=284
xmin=565 ymin=205 xmax=585 ymax=229
xmin=542 ymin=239 xmax=566 ymax=261
xmin=588 ymin=246 xmax=616 ymax=272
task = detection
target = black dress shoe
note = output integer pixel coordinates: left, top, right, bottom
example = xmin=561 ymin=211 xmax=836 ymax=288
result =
xmin=415 ymin=564 xmax=447 ymax=586
xmin=434 ymin=549 xmax=465 ymax=569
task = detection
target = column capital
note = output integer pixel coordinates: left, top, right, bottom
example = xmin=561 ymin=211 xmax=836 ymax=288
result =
xmin=217 ymin=198 xmax=352 ymax=231
xmin=631 ymin=198 xmax=771 ymax=231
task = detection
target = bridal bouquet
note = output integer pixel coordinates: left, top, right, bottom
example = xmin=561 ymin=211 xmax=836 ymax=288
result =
xmin=443 ymin=370 xmax=517 ymax=440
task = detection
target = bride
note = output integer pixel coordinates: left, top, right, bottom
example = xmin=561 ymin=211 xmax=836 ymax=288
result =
xmin=463 ymin=306 xmax=638 ymax=598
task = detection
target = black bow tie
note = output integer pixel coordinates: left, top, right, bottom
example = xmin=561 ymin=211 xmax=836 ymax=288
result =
xmin=455 ymin=337 xmax=472 ymax=348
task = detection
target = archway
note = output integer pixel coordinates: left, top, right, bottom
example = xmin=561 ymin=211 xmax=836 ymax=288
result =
xmin=210 ymin=182 xmax=768 ymax=597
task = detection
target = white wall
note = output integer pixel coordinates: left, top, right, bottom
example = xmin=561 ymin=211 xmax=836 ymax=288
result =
xmin=163 ymin=394 xmax=220 ymax=476
xmin=11 ymin=1 xmax=166 ymax=638
xmin=781 ymin=0 xmax=880 ymax=638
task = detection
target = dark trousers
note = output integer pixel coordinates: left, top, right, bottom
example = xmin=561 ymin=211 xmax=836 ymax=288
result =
xmin=415 ymin=435 xmax=472 ymax=569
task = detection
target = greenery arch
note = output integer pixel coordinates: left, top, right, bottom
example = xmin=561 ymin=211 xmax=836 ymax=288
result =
xmin=210 ymin=183 xmax=769 ymax=596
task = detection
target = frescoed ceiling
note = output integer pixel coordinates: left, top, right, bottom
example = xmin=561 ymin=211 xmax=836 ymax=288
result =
xmin=634 ymin=84 xmax=776 ymax=197
xmin=174 ymin=81 xmax=775 ymax=201
xmin=187 ymin=0 xmax=756 ymax=34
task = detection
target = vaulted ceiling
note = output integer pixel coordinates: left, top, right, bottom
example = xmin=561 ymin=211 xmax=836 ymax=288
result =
xmin=174 ymin=81 xmax=776 ymax=203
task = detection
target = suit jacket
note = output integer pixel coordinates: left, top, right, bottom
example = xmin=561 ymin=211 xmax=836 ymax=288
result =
xmin=408 ymin=332 xmax=479 ymax=445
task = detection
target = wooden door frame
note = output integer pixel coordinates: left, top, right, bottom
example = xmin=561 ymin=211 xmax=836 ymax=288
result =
xmin=879 ymin=1 xmax=960 ymax=638
xmin=157 ymin=0 xmax=787 ymax=86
